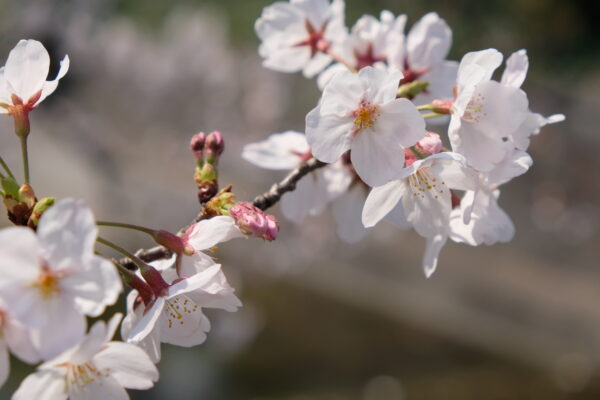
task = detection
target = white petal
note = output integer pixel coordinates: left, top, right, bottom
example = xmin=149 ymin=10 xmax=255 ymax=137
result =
xmin=4 ymin=40 xmax=50 ymax=102
xmin=422 ymin=233 xmax=447 ymax=278
xmin=187 ymin=216 xmax=244 ymax=252
xmin=449 ymin=119 xmax=507 ymax=172
xmin=362 ymin=180 xmax=405 ymax=227
xmin=406 ymin=12 xmax=452 ymax=69
xmin=37 ymin=198 xmax=97 ymax=269
xmin=126 ymin=297 xmax=165 ymax=344
xmin=428 ymin=155 xmax=479 ymax=192
xmin=359 ymin=67 xmax=403 ymax=105
xmin=501 ymin=49 xmax=528 ymax=88
xmin=332 ymin=184 xmax=369 ymax=243
xmin=94 ymin=342 xmax=158 ymax=390
xmin=67 ymin=256 xmax=121 ymax=317
xmin=4 ymin=314 xmax=40 ymax=363
xmin=158 ymin=296 xmax=210 ymax=347
xmin=414 ymin=61 xmax=458 ymax=105
xmin=36 ymin=55 xmax=69 ymax=105
xmin=12 ymin=369 xmax=67 ymax=400
xmin=320 ymin=69 xmax=364 ymax=116
xmin=0 ymin=227 xmax=40 ymax=285
xmin=242 ymin=131 xmax=307 ymax=170
xmin=457 ymin=48 xmax=503 ymax=87
xmin=472 ymin=80 xmax=529 ymax=138
xmin=67 ymin=374 xmax=129 ymax=400
xmin=281 ymin=172 xmax=318 ymax=223
xmin=305 ymin=105 xmax=354 ymax=163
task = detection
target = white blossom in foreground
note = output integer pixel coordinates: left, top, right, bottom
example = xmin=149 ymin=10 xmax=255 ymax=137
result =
xmin=362 ymin=152 xmax=478 ymax=277
xmin=255 ymin=0 xmax=347 ymax=77
xmin=122 ymin=260 xmax=241 ymax=363
xmin=243 ymin=131 xmax=350 ymax=222
xmin=0 ymin=303 xmax=40 ymax=389
xmin=446 ymin=49 xmax=529 ymax=171
xmin=0 ymin=199 xmax=121 ymax=359
xmin=0 ymin=39 xmax=69 ymax=114
xmin=13 ymin=314 xmax=158 ymax=400
xmin=306 ymin=66 xmax=425 ymax=187
xmin=387 ymin=12 xmax=458 ymax=105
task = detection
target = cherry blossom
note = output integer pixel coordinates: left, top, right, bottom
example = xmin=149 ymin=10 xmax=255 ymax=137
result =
xmin=122 ymin=259 xmax=241 ymax=362
xmin=12 ymin=314 xmax=158 ymax=400
xmin=362 ymin=152 xmax=478 ymax=277
xmin=306 ymin=66 xmax=425 ymax=187
xmin=255 ymin=0 xmax=347 ymax=77
xmin=0 ymin=199 xmax=121 ymax=359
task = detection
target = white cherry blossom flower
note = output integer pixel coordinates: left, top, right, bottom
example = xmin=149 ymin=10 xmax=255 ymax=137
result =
xmin=447 ymin=49 xmax=530 ymax=171
xmin=0 ymin=199 xmax=121 ymax=360
xmin=0 ymin=39 xmax=69 ymax=114
xmin=386 ymin=12 xmax=458 ymax=105
xmin=122 ymin=259 xmax=241 ymax=363
xmin=243 ymin=131 xmax=351 ymax=222
xmin=255 ymin=0 xmax=347 ymax=77
xmin=362 ymin=152 xmax=478 ymax=277
xmin=306 ymin=66 xmax=426 ymax=187
xmin=13 ymin=314 xmax=158 ymax=400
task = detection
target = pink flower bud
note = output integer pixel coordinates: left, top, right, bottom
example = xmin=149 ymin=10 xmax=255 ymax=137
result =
xmin=229 ymin=202 xmax=278 ymax=241
xmin=190 ymin=132 xmax=206 ymax=161
xmin=205 ymin=131 xmax=224 ymax=158
xmin=431 ymin=99 xmax=453 ymax=115
xmin=416 ymin=132 xmax=442 ymax=156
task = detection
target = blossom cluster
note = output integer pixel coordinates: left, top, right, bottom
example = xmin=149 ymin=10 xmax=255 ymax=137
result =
xmin=247 ymin=0 xmax=564 ymax=277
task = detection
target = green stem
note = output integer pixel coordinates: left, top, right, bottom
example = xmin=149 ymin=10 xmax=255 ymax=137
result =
xmin=19 ymin=136 xmax=29 ymax=184
xmin=416 ymin=104 xmax=434 ymax=111
xmin=97 ymin=236 xmax=145 ymax=269
xmin=96 ymin=221 xmax=156 ymax=237
xmin=422 ymin=112 xmax=444 ymax=119
xmin=0 ymin=156 xmax=15 ymax=180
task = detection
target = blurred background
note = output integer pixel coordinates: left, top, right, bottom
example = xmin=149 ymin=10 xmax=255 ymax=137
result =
xmin=0 ymin=0 xmax=598 ymax=398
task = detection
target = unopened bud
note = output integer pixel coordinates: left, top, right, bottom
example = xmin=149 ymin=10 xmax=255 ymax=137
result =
xmin=416 ymin=132 xmax=442 ymax=156
xmin=204 ymin=131 xmax=224 ymax=164
xmin=28 ymin=197 xmax=55 ymax=228
xmin=18 ymin=184 xmax=36 ymax=208
xmin=205 ymin=186 xmax=236 ymax=217
xmin=431 ymin=99 xmax=453 ymax=115
xmin=118 ymin=267 xmax=155 ymax=307
xmin=397 ymin=80 xmax=429 ymax=98
xmin=229 ymin=201 xmax=278 ymax=241
xmin=190 ymin=132 xmax=206 ymax=162
xmin=138 ymin=262 xmax=170 ymax=297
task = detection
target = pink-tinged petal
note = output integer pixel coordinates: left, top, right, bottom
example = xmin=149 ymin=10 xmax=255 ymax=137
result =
xmin=179 ymin=253 xmax=215 ymax=277
xmin=94 ymin=342 xmax=159 ymax=390
xmin=303 ymin=52 xmax=333 ymax=78
xmin=322 ymin=162 xmax=353 ymax=200
xmin=168 ymin=263 xmax=223 ymax=298
xmin=30 ymin=298 xmax=85 ymax=360
xmin=126 ymin=297 xmax=165 ymax=345
xmin=262 ymin=45 xmax=312 ymax=73
xmin=320 ymin=70 xmax=364 ymax=116
xmin=377 ymin=98 xmax=426 ymax=147
xmin=12 ymin=369 xmax=67 ymax=400
xmin=0 ymin=67 xmax=12 ymax=105
xmin=401 ymin=174 xmax=452 ymax=239
xmin=501 ymin=49 xmax=528 ymax=88
xmin=187 ymin=216 xmax=244 ymax=252
xmin=2 ymin=287 xmax=47 ymax=328
xmin=457 ymin=49 xmax=503 ymax=87
xmin=68 ymin=318 xmax=109 ymax=366
xmin=407 ymin=12 xmax=452 ymax=69
xmin=0 ymin=227 xmax=40 ymax=284
xmin=358 ymin=67 xmax=403 ymax=105
xmin=0 ymin=339 xmax=8 ymax=388
xmin=486 ymin=145 xmax=532 ymax=187
xmin=242 ymin=131 xmax=308 ymax=170
xmin=422 ymin=233 xmax=447 ymax=278
xmin=306 ymin=105 xmax=354 ymax=163
xmin=37 ymin=198 xmax=97 ymax=269
xmin=332 ymin=184 xmax=369 ymax=243
xmin=36 ymin=55 xmax=69 ymax=105
xmin=317 ymin=62 xmax=347 ymax=90
xmin=67 ymin=375 xmax=129 ymax=400
xmin=4 ymin=40 xmax=50 ymax=102
xmin=449 ymin=119 xmax=507 ymax=172
xmin=4 ymin=314 xmax=40 ymax=363
xmin=362 ymin=180 xmax=406 ymax=228
xmin=183 ymin=267 xmax=242 ymax=312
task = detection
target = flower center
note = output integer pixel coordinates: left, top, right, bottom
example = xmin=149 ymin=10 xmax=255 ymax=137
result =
xmin=164 ymin=295 xmax=201 ymax=329
xmin=32 ymin=264 xmax=62 ymax=299
xmin=61 ymin=361 xmax=109 ymax=390
xmin=408 ymin=168 xmax=446 ymax=200
xmin=353 ymin=100 xmax=380 ymax=134
xmin=463 ymin=92 xmax=487 ymax=123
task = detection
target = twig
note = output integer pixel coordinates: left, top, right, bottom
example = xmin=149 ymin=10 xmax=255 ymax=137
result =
xmin=252 ymin=157 xmax=326 ymax=210
xmin=113 ymin=157 xmax=327 ymax=269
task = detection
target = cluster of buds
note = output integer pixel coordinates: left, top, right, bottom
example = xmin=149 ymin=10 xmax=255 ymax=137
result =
xmin=229 ymin=201 xmax=278 ymax=241
xmin=1 ymin=177 xmax=54 ymax=228
xmin=191 ymin=130 xmax=225 ymax=203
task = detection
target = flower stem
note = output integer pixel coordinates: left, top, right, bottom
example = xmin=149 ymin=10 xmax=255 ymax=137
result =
xmin=416 ymin=104 xmax=434 ymax=111
xmin=422 ymin=112 xmax=444 ymax=119
xmin=96 ymin=221 xmax=156 ymax=237
xmin=19 ymin=136 xmax=29 ymax=184
xmin=0 ymin=157 xmax=15 ymax=180
xmin=97 ymin=236 xmax=145 ymax=270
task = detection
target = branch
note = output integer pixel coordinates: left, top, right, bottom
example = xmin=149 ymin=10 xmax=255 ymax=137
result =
xmin=252 ymin=157 xmax=326 ymax=210
xmin=114 ymin=157 xmax=327 ymax=269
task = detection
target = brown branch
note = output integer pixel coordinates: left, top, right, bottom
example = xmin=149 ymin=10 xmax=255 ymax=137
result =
xmin=252 ymin=157 xmax=326 ymax=210
xmin=114 ymin=157 xmax=327 ymax=269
